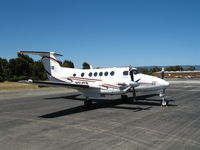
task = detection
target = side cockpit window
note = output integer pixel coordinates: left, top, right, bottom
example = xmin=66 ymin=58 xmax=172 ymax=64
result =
xmin=132 ymin=69 xmax=140 ymax=75
xmin=123 ymin=69 xmax=140 ymax=76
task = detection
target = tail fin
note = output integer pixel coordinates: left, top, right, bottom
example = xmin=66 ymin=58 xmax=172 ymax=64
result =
xmin=18 ymin=51 xmax=62 ymax=81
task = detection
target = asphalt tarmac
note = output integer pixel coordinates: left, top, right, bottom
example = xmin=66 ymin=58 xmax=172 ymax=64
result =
xmin=0 ymin=81 xmax=200 ymax=150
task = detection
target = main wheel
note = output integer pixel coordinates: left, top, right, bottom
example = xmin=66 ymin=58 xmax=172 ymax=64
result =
xmin=84 ymin=99 xmax=92 ymax=107
xmin=161 ymin=97 xmax=168 ymax=107
xmin=121 ymin=95 xmax=128 ymax=103
xmin=121 ymin=95 xmax=128 ymax=100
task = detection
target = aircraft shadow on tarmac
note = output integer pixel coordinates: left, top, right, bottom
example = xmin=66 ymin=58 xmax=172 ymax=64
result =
xmin=40 ymin=94 xmax=176 ymax=118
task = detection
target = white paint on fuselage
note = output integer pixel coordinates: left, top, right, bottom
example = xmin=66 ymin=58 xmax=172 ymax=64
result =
xmin=53 ymin=66 xmax=169 ymax=96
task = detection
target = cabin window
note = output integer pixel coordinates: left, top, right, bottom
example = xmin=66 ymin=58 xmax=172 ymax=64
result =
xmin=99 ymin=72 xmax=103 ymax=76
xmin=104 ymin=71 xmax=108 ymax=76
xmin=73 ymin=73 xmax=76 ymax=77
xmin=89 ymin=72 xmax=92 ymax=77
xmin=110 ymin=71 xmax=115 ymax=76
xmin=81 ymin=73 xmax=84 ymax=77
xmin=94 ymin=72 xmax=98 ymax=77
xmin=123 ymin=71 xmax=128 ymax=76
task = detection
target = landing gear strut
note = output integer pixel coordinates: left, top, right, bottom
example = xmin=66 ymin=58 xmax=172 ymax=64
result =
xmin=121 ymin=95 xmax=128 ymax=102
xmin=84 ymin=97 xmax=92 ymax=107
xmin=121 ymin=95 xmax=128 ymax=100
xmin=160 ymin=89 xmax=168 ymax=107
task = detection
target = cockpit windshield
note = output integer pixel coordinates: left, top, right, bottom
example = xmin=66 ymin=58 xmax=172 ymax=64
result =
xmin=132 ymin=69 xmax=140 ymax=75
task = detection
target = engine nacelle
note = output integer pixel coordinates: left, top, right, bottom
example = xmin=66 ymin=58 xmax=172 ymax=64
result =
xmin=129 ymin=81 xmax=140 ymax=87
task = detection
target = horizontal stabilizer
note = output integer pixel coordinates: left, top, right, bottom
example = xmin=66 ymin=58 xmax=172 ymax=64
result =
xmin=18 ymin=51 xmax=63 ymax=57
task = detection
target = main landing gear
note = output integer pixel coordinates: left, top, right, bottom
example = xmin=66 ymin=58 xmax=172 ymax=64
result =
xmin=121 ymin=95 xmax=129 ymax=103
xmin=84 ymin=97 xmax=92 ymax=107
xmin=121 ymin=94 xmax=137 ymax=103
xmin=121 ymin=95 xmax=128 ymax=100
xmin=160 ymin=89 xmax=169 ymax=107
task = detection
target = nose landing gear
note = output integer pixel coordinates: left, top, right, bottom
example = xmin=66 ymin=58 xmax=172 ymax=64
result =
xmin=161 ymin=96 xmax=168 ymax=107
xmin=160 ymin=89 xmax=169 ymax=107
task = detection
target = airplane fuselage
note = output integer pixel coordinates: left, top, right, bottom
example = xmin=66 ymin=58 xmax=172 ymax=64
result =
xmin=48 ymin=66 xmax=169 ymax=97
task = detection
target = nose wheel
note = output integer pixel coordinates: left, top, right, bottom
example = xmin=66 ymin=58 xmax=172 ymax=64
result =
xmin=161 ymin=97 xmax=168 ymax=107
xmin=160 ymin=89 xmax=169 ymax=107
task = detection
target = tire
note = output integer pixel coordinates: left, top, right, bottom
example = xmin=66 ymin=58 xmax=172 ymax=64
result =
xmin=84 ymin=100 xmax=92 ymax=107
xmin=161 ymin=98 xmax=168 ymax=107
xmin=121 ymin=95 xmax=128 ymax=102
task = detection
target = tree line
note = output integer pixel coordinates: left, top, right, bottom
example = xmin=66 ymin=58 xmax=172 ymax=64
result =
xmin=0 ymin=54 xmax=196 ymax=82
xmin=0 ymin=54 xmax=90 ymax=82
xmin=138 ymin=65 xmax=196 ymax=75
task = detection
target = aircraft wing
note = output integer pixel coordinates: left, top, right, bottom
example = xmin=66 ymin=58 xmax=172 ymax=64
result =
xmin=19 ymin=80 xmax=90 ymax=89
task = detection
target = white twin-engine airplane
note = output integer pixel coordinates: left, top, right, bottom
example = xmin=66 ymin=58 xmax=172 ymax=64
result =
xmin=18 ymin=51 xmax=170 ymax=107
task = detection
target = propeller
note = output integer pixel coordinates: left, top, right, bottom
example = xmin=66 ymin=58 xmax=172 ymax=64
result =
xmin=129 ymin=66 xmax=140 ymax=102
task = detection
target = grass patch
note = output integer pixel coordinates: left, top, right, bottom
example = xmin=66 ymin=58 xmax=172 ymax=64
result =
xmin=0 ymin=82 xmax=38 ymax=91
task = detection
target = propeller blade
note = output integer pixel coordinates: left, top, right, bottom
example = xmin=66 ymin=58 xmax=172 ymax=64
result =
xmin=129 ymin=66 xmax=137 ymax=102
xmin=132 ymin=88 xmax=136 ymax=102
xmin=135 ymin=79 xmax=141 ymax=82
xmin=130 ymin=70 xmax=134 ymax=81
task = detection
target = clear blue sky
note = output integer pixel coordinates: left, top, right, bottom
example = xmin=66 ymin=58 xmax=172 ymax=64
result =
xmin=0 ymin=0 xmax=199 ymax=68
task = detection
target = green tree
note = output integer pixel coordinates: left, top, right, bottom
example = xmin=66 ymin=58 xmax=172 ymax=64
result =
xmin=82 ymin=62 xmax=90 ymax=69
xmin=186 ymin=66 xmax=195 ymax=71
xmin=0 ymin=58 xmax=9 ymax=82
xmin=149 ymin=66 xmax=161 ymax=74
xmin=137 ymin=67 xmax=149 ymax=74
xmin=166 ymin=65 xmax=183 ymax=71
xmin=61 ymin=60 xmax=74 ymax=68
xmin=8 ymin=54 xmax=34 ymax=81
xmin=0 ymin=54 xmax=50 ymax=81
xmin=31 ymin=60 xmax=47 ymax=80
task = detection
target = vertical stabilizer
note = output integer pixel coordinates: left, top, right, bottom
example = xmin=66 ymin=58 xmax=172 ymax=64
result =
xmin=18 ymin=51 xmax=62 ymax=81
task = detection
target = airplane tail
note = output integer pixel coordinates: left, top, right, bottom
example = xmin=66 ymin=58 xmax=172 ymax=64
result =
xmin=18 ymin=51 xmax=63 ymax=81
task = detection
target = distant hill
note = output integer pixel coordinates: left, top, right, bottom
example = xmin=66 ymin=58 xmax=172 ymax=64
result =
xmin=136 ymin=65 xmax=200 ymax=70
xmin=194 ymin=65 xmax=200 ymax=70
